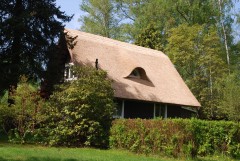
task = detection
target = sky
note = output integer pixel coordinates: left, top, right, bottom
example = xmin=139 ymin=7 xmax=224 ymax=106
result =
xmin=55 ymin=0 xmax=82 ymax=29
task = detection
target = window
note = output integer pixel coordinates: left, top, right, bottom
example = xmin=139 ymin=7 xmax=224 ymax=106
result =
xmin=127 ymin=67 xmax=150 ymax=81
xmin=113 ymin=105 xmax=123 ymax=118
xmin=113 ymin=100 xmax=124 ymax=118
xmin=64 ymin=62 xmax=76 ymax=81
xmin=130 ymin=68 xmax=141 ymax=78
xmin=154 ymin=104 xmax=167 ymax=119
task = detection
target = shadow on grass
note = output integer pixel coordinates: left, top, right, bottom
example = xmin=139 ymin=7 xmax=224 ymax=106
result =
xmin=25 ymin=157 xmax=77 ymax=161
xmin=191 ymin=157 xmax=235 ymax=161
xmin=192 ymin=159 xmax=218 ymax=161
xmin=0 ymin=157 xmax=97 ymax=161
xmin=0 ymin=131 xmax=9 ymax=143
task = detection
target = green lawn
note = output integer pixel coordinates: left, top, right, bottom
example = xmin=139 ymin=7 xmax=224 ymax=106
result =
xmin=0 ymin=143 xmax=237 ymax=161
xmin=0 ymin=143 xmax=167 ymax=161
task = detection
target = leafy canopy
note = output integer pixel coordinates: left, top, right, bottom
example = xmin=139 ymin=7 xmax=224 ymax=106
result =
xmin=166 ymin=24 xmax=227 ymax=119
xmin=79 ymin=0 xmax=122 ymax=39
xmin=135 ymin=23 xmax=164 ymax=51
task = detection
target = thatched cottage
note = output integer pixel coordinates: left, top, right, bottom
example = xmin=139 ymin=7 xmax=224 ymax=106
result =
xmin=64 ymin=29 xmax=201 ymax=119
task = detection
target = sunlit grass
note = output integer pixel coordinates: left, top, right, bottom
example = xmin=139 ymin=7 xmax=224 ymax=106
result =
xmin=0 ymin=143 xmax=169 ymax=161
xmin=0 ymin=142 xmax=237 ymax=161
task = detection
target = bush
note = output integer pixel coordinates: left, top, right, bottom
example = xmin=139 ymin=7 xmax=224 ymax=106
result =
xmin=45 ymin=66 xmax=115 ymax=148
xmin=0 ymin=91 xmax=15 ymax=134
xmin=110 ymin=118 xmax=240 ymax=159
xmin=0 ymin=76 xmax=46 ymax=143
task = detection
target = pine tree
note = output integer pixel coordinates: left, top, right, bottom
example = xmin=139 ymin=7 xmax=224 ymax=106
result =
xmin=0 ymin=0 xmax=71 ymax=94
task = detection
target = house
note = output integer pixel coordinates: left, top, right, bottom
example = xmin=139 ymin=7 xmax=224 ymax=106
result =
xmin=64 ymin=29 xmax=201 ymax=119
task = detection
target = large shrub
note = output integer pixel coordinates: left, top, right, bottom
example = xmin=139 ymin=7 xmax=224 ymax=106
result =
xmin=110 ymin=119 xmax=240 ymax=159
xmin=0 ymin=76 xmax=46 ymax=143
xmin=0 ymin=91 xmax=15 ymax=134
xmin=45 ymin=66 xmax=115 ymax=148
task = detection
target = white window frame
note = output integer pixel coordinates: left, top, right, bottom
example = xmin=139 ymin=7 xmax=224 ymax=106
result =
xmin=64 ymin=62 xmax=77 ymax=81
xmin=153 ymin=103 xmax=167 ymax=119
xmin=113 ymin=100 xmax=125 ymax=119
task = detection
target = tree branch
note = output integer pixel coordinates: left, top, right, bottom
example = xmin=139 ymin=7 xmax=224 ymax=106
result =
xmin=176 ymin=5 xmax=189 ymax=24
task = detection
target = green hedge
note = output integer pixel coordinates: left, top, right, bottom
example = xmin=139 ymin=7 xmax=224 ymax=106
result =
xmin=110 ymin=119 xmax=240 ymax=158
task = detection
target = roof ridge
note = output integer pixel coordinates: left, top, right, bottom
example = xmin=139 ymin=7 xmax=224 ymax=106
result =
xmin=65 ymin=28 xmax=168 ymax=59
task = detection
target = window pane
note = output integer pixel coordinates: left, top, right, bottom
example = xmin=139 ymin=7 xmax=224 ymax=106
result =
xmin=155 ymin=104 xmax=165 ymax=118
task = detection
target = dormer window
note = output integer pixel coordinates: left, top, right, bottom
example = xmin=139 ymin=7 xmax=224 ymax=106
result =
xmin=130 ymin=68 xmax=141 ymax=78
xmin=64 ymin=62 xmax=76 ymax=81
xmin=127 ymin=67 xmax=150 ymax=82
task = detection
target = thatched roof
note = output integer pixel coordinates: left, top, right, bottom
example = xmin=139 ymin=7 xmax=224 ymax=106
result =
xmin=65 ymin=29 xmax=201 ymax=107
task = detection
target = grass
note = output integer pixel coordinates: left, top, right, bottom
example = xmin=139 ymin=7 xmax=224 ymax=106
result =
xmin=0 ymin=142 xmax=238 ymax=161
xmin=0 ymin=143 xmax=170 ymax=161
xmin=0 ymin=132 xmax=237 ymax=161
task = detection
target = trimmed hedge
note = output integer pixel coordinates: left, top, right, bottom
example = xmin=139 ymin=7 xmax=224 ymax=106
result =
xmin=110 ymin=119 xmax=240 ymax=158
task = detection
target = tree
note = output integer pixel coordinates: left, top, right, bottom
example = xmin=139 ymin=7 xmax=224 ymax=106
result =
xmin=43 ymin=32 xmax=77 ymax=98
xmin=79 ymin=0 xmax=122 ymax=39
xmin=217 ymin=72 xmax=240 ymax=121
xmin=171 ymin=0 xmax=237 ymax=72
xmin=115 ymin=0 xmax=151 ymax=41
xmin=0 ymin=0 xmax=71 ymax=94
xmin=45 ymin=66 xmax=115 ymax=148
xmin=115 ymin=0 xmax=237 ymax=49
xmin=166 ymin=24 xmax=228 ymax=119
xmin=134 ymin=23 xmax=164 ymax=51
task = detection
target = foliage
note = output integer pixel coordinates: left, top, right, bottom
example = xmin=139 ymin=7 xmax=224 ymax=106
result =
xmin=135 ymin=23 xmax=164 ymax=51
xmin=79 ymin=0 xmax=122 ymax=40
xmin=45 ymin=66 xmax=115 ymax=148
xmin=0 ymin=91 xmax=15 ymax=134
xmin=216 ymin=72 xmax=240 ymax=121
xmin=166 ymin=24 xmax=228 ymax=119
xmin=114 ymin=0 xmax=236 ymax=43
xmin=110 ymin=118 xmax=240 ymax=159
xmin=43 ymin=32 xmax=76 ymax=97
xmin=114 ymin=0 xmax=151 ymax=41
xmin=0 ymin=0 xmax=71 ymax=94
xmin=0 ymin=76 xmax=46 ymax=143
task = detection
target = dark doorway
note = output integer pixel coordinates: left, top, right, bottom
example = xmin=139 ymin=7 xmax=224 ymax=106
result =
xmin=124 ymin=100 xmax=154 ymax=119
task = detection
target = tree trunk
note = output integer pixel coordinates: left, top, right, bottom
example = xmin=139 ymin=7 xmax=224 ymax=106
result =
xmin=218 ymin=0 xmax=230 ymax=73
xmin=11 ymin=0 xmax=24 ymax=86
